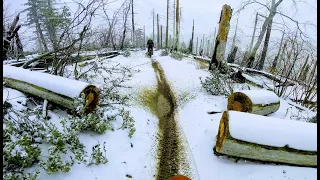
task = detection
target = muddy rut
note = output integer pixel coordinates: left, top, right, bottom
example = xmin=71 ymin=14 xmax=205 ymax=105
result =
xmin=148 ymin=59 xmax=190 ymax=180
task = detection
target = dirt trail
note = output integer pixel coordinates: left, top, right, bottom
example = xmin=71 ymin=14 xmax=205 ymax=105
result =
xmin=150 ymin=59 xmax=191 ymax=180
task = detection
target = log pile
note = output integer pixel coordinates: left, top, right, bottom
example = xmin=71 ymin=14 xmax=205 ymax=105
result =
xmin=227 ymin=90 xmax=280 ymax=116
xmin=214 ymin=111 xmax=317 ymax=167
xmin=3 ymin=65 xmax=99 ymax=114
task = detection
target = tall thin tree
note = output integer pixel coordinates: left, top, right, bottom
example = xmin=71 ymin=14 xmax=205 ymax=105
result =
xmin=165 ymin=0 xmax=169 ymax=48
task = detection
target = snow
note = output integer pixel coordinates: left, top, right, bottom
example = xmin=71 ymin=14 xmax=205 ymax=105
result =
xmin=238 ymin=89 xmax=280 ymax=105
xmin=4 ymin=65 xmax=91 ymax=98
xmin=3 ymin=87 xmax=27 ymax=111
xmin=228 ymin=111 xmax=317 ymax=151
xmin=8 ymin=50 xmax=316 ymax=180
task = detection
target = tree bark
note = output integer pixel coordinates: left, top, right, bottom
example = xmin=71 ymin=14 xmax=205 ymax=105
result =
xmin=257 ymin=19 xmax=273 ymax=70
xmin=270 ymin=30 xmax=285 ymax=72
xmin=165 ymin=0 xmax=169 ymax=48
xmin=215 ymin=111 xmax=317 ymax=168
xmin=246 ymin=0 xmax=284 ymax=68
xmin=172 ymin=0 xmax=175 ymax=48
xmin=188 ymin=19 xmax=194 ymax=53
xmin=227 ymin=90 xmax=280 ymax=116
xmin=160 ymin=25 xmax=163 ymax=48
xmin=131 ymin=0 xmax=135 ymax=47
xmin=174 ymin=0 xmax=179 ymax=51
xmin=249 ymin=13 xmax=258 ymax=52
xmin=157 ymin=13 xmax=159 ymax=47
xmin=196 ymin=37 xmax=198 ymax=55
xmin=227 ymin=46 xmax=238 ymax=63
xmin=209 ymin=4 xmax=232 ymax=71
xmin=120 ymin=2 xmax=131 ymax=50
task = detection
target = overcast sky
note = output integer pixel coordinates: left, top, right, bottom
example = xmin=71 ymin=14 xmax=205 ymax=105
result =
xmin=5 ymin=0 xmax=317 ymax=51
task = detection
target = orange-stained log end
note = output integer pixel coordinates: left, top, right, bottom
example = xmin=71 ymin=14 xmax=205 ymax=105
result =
xmin=81 ymin=85 xmax=100 ymax=114
xmin=227 ymin=92 xmax=253 ymax=113
xmin=215 ymin=111 xmax=229 ymax=153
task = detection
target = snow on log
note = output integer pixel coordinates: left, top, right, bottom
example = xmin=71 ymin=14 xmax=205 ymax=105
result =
xmin=227 ymin=90 xmax=280 ymax=116
xmin=3 ymin=65 xmax=99 ymax=114
xmin=214 ymin=111 xmax=317 ymax=167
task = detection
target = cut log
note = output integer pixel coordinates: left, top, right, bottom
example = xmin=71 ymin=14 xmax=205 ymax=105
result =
xmin=214 ymin=111 xmax=317 ymax=167
xmin=227 ymin=90 xmax=280 ymax=116
xmin=3 ymin=65 xmax=99 ymax=114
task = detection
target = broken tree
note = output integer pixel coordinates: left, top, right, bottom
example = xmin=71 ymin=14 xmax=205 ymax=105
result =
xmin=215 ymin=111 xmax=317 ymax=167
xmin=209 ymin=4 xmax=232 ymax=71
xmin=4 ymin=65 xmax=100 ymax=114
xmin=227 ymin=90 xmax=280 ymax=116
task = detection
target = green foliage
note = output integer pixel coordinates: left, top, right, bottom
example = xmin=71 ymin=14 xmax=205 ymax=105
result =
xmin=170 ymin=51 xmax=183 ymax=60
xmin=200 ymin=67 xmax=234 ymax=97
xmin=123 ymin=50 xmax=131 ymax=57
xmin=308 ymin=115 xmax=317 ymax=123
xmin=88 ymin=142 xmax=108 ymax=166
xmin=160 ymin=49 xmax=169 ymax=56
xmin=119 ymin=108 xmax=136 ymax=138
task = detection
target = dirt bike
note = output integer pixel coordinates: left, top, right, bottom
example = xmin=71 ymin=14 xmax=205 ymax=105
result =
xmin=146 ymin=47 xmax=153 ymax=57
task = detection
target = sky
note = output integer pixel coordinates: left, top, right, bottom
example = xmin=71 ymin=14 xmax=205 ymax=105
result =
xmin=4 ymin=0 xmax=317 ymax=52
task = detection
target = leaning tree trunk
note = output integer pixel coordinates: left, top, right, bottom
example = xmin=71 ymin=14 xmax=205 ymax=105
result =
xmin=257 ymin=19 xmax=273 ymax=70
xmin=4 ymin=65 xmax=100 ymax=114
xmin=227 ymin=90 xmax=280 ymax=116
xmin=209 ymin=4 xmax=232 ymax=71
xmin=270 ymin=30 xmax=285 ymax=72
xmin=227 ymin=46 xmax=238 ymax=63
xmin=214 ymin=111 xmax=317 ymax=167
xmin=3 ymin=14 xmax=21 ymax=60
xmin=246 ymin=0 xmax=284 ymax=68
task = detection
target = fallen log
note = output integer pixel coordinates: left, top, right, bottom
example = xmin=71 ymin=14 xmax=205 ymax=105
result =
xmin=227 ymin=90 xmax=280 ymax=116
xmin=214 ymin=111 xmax=317 ymax=167
xmin=3 ymin=65 xmax=99 ymax=114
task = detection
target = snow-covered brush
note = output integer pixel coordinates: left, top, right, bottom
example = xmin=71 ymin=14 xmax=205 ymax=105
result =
xmin=227 ymin=89 xmax=280 ymax=116
xmin=214 ymin=111 xmax=317 ymax=167
xmin=4 ymin=65 xmax=100 ymax=114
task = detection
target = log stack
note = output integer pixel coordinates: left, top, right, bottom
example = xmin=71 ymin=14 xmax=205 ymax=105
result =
xmin=227 ymin=90 xmax=280 ymax=116
xmin=3 ymin=65 xmax=99 ymax=114
xmin=214 ymin=111 xmax=317 ymax=167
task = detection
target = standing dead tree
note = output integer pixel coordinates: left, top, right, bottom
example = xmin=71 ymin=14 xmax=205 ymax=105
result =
xmin=3 ymin=13 xmax=23 ymax=60
xmin=120 ymin=0 xmax=131 ymax=50
xmin=188 ymin=19 xmax=194 ymax=54
xmin=165 ymin=0 xmax=169 ymax=48
xmin=174 ymin=0 xmax=179 ymax=51
xmin=209 ymin=4 xmax=232 ymax=71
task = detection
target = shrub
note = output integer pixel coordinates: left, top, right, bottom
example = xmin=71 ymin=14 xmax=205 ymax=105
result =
xmin=308 ymin=115 xmax=317 ymax=123
xmin=160 ymin=49 xmax=169 ymax=56
xmin=123 ymin=50 xmax=131 ymax=57
xmin=170 ymin=51 xmax=183 ymax=60
xmin=200 ymin=67 xmax=234 ymax=96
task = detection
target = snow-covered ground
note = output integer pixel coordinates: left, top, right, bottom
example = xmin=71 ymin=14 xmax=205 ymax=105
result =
xmin=4 ymin=50 xmax=316 ymax=179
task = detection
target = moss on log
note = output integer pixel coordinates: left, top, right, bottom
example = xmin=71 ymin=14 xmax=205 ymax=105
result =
xmin=214 ymin=111 xmax=317 ymax=167
xmin=227 ymin=91 xmax=280 ymax=116
xmin=3 ymin=77 xmax=99 ymax=114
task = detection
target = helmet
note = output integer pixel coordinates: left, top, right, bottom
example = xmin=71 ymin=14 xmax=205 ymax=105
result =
xmin=148 ymin=38 xmax=152 ymax=40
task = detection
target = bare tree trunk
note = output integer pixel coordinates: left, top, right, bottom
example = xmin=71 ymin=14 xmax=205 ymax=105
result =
xmin=257 ymin=19 xmax=273 ymax=70
xmin=153 ymin=8 xmax=155 ymax=41
xmin=131 ymin=0 xmax=135 ymax=47
xmin=188 ymin=19 xmax=194 ymax=53
xmin=249 ymin=13 xmax=258 ymax=52
xmin=143 ymin=25 xmax=146 ymax=48
xmin=196 ymin=37 xmax=198 ymax=55
xmin=271 ymin=30 xmax=285 ymax=71
xmin=174 ymin=0 xmax=179 ymax=51
xmin=246 ymin=0 xmax=284 ymax=68
xmin=231 ymin=16 xmax=239 ymax=50
xmin=227 ymin=46 xmax=238 ymax=63
xmin=157 ymin=13 xmax=159 ymax=47
xmin=160 ymin=25 xmax=163 ymax=48
xmin=172 ymin=0 xmax=176 ymax=49
xmin=209 ymin=4 xmax=232 ymax=71
xmin=120 ymin=2 xmax=131 ymax=50
xmin=308 ymin=59 xmax=317 ymax=83
xmin=298 ymin=54 xmax=310 ymax=81
xmin=165 ymin=0 xmax=169 ymax=48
